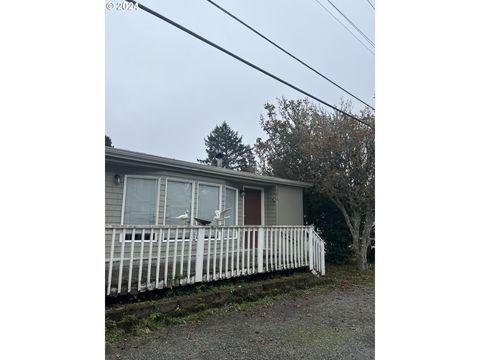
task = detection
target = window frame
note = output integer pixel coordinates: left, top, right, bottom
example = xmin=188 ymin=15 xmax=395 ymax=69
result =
xmin=196 ymin=181 xmax=222 ymax=223
xmin=163 ymin=177 xmax=195 ymax=226
xmin=225 ymin=186 xmax=239 ymax=226
xmin=120 ymin=175 xmax=161 ymax=242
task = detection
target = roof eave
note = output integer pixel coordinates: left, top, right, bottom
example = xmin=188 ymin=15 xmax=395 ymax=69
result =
xmin=105 ymin=147 xmax=312 ymax=188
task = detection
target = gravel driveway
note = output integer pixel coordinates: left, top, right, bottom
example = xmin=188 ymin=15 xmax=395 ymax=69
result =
xmin=107 ymin=284 xmax=374 ymax=360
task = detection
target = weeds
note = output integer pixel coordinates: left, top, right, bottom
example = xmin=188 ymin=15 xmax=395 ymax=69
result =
xmin=105 ymin=264 xmax=374 ymax=344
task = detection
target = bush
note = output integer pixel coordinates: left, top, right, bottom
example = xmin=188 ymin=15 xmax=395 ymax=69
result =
xmin=304 ymin=190 xmax=353 ymax=264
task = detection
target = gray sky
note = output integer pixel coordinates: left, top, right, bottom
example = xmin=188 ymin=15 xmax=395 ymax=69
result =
xmin=106 ymin=0 xmax=374 ymax=162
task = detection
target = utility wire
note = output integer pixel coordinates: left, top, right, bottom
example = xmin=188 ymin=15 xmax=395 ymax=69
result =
xmin=312 ymin=0 xmax=374 ymax=55
xmin=366 ymin=0 xmax=375 ymax=11
xmin=326 ymin=0 xmax=375 ymax=47
xmin=205 ymin=0 xmax=374 ymax=110
xmin=125 ymin=1 xmax=372 ymax=127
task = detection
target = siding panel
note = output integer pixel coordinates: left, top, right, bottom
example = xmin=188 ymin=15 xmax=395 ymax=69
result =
xmin=276 ymin=185 xmax=304 ymax=225
xmin=264 ymin=186 xmax=277 ymax=225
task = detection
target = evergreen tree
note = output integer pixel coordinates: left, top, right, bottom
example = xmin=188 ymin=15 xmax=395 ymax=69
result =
xmin=105 ymin=135 xmax=113 ymax=147
xmin=198 ymin=122 xmax=256 ymax=172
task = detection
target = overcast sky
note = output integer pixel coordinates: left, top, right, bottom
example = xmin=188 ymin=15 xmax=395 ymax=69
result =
xmin=106 ymin=0 xmax=374 ymax=162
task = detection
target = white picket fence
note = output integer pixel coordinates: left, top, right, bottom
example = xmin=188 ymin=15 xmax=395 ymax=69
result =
xmin=105 ymin=225 xmax=325 ymax=296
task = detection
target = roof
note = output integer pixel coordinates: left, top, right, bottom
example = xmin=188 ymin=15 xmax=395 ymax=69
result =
xmin=105 ymin=147 xmax=312 ymax=188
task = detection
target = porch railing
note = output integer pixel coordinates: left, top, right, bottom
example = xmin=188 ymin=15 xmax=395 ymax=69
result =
xmin=105 ymin=225 xmax=325 ymax=296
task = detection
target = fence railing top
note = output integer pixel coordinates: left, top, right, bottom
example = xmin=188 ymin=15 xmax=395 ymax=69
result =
xmin=105 ymin=224 xmax=315 ymax=229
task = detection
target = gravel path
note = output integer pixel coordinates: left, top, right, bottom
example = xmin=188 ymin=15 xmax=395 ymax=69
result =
xmin=107 ymin=286 xmax=374 ymax=360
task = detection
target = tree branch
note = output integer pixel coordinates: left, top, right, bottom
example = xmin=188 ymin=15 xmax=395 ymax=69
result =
xmin=329 ymin=193 xmax=354 ymax=236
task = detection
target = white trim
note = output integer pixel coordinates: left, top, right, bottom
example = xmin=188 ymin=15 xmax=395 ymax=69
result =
xmin=119 ymin=175 xmax=161 ymax=243
xmin=163 ymin=177 xmax=195 ymax=226
xmin=120 ymin=175 xmax=161 ymax=226
xmin=196 ymin=181 xmax=222 ymax=223
xmin=120 ymin=175 xmax=127 ymax=226
xmin=225 ymin=186 xmax=239 ymax=225
xmin=242 ymin=186 xmax=265 ymax=226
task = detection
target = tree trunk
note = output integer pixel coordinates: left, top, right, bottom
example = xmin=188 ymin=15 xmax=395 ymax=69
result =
xmin=329 ymin=197 xmax=373 ymax=272
xmin=350 ymin=213 xmax=364 ymax=271
xmin=357 ymin=208 xmax=374 ymax=272
xmin=356 ymin=244 xmax=369 ymax=271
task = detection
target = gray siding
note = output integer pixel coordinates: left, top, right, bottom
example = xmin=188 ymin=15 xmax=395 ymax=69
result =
xmin=264 ymin=186 xmax=277 ymax=225
xmin=105 ymin=170 xmax=123 ymax=224
xmin=276 ymin=185 xmax=304 ymax=225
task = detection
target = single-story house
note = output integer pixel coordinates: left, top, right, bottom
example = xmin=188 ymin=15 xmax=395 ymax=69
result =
xmin=105 ymin=147 xmax=323 ymax=295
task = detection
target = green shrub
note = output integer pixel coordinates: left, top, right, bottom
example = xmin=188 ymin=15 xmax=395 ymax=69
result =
xmin=304 ymin=190 xmax=353 ymax=264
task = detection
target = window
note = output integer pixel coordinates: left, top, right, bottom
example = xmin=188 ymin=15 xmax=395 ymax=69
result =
xmin=122 ymin=177 xmax=159 ymax=225
xmin=197 ymin=183 xmax=221 ymax=222
xmin=225 ymin=187 xmax=237 ymax=225
xmin=124 ymin=232 xmax=156 ymax=241
xmin=165 ymin=180 xmax=193 ymax=225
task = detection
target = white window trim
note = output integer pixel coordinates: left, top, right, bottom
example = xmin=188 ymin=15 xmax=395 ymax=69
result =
xmin=225 ymin=186 xmax=239 ymax=226
xmin=242 ymin=186 xmax=265 ymax=226
xmin=163 ymin=177 xmax=195 ymax=226
xmin=120 ymin=175 xmax=161 ymax=242
xmin=196 ymin=181 xmax=223 ymax=223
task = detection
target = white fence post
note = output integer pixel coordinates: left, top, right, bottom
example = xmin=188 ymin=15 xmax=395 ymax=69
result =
xmin=195 ymin=227 xmax=205 ymax=282
xmin=107 ymin=228 xmax=116 ymax=296
xmin=257 ymin=227 xmax=264 ymax=273
xmin=320 ymin=238 xmax=326 ymax=275
xmin=308 ymin=226 xmax=314 ymax=271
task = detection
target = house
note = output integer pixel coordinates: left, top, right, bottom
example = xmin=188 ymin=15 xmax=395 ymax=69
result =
xmin=105 ymin=147 xmax=325 ymax=296
xmin=106 ymin=147 xmax=311 ymax=228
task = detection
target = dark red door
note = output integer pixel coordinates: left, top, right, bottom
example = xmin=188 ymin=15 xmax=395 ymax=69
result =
xmin=244 ymin=188 xmax=262 ymax=225
xmin=244 ymin=188 xmax=261 ymax=248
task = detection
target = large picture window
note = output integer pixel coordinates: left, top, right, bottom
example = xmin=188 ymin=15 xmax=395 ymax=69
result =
xmin=225 ymin=187 xmax=237 ymax=225
xmin=197 ymin=183 xmax=221 ymax=222
xmin=165 ymin=180 xmax=193 ymax=225
xmin=122 ymin=177 xmax=159 ymax=225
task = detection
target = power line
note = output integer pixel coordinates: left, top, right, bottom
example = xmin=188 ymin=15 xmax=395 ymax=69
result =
xmin=205 ymin=0 xmax=374 ymax=111
xmin=125 ymin=1 xmax=372 ymax=127
xmin=312 ymin=0 xmax=374 ymax=55
xmin=366 ymin=0 xmax=375 ymax=11
xmin=326 ymin=0 xmax=375 ymax=47
xmin=326 ymin=0 xmax=374 ymax=47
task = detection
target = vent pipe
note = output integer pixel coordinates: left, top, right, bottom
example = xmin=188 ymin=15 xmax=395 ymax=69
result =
xmin=214 ymin=151 xmax=224 ymax=168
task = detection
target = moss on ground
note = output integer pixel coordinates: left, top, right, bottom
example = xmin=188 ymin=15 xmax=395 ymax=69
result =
xmin=285 ymin=321 xmax=347 ymax=348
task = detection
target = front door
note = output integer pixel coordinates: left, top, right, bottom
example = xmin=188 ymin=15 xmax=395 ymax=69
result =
xmin=244 ymin=188 xmax=262 ymax=225
xmin=243 ymin=188 xmax=262 ymax=248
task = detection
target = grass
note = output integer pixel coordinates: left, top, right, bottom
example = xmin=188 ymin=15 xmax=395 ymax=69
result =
xmin=325 ymin=263 xmax=375 ymax=288
xmin=105 ymin=264 xmax=374 ymax=345
xmin=106 ymin=268 xmax=310 ymax=306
